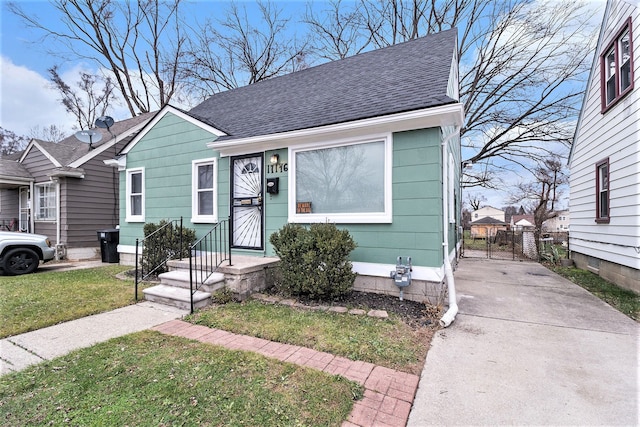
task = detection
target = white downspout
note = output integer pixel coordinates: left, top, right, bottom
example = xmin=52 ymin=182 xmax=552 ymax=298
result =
xmin=439 ymin=132 xmax=458 ymax=328
xmin=54 ymin=178 xmax=61 ymax=257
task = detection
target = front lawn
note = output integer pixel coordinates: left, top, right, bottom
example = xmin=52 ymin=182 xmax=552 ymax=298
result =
xmin=0 ymin=265 xmax=134 ymax=338
xmin=187 ymin=299 xmax=430 ymax=374
xmin=0 ymin=331 xmax=360 ymax=426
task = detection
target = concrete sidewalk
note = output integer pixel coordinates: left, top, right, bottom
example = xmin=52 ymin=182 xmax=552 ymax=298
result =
xmin=408 ymin=257 xmax=639 ymax=426
xmin=1 ymin=302 xmax=188 ymax=375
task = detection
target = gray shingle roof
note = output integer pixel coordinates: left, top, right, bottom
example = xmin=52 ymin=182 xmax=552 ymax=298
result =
xmin=0 ymin=158 xmax=32 ymax=180
xmin=40 ymin=112 xmax=155 ymax=166
xmin=189 ymin=29 xmax=458 ymax=140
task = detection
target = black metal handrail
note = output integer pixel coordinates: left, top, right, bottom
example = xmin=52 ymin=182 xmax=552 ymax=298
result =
xmin=189 ymin=219 xmax=232 ymax=313
xmin=135 ymin=217 xmax=184 ymax=301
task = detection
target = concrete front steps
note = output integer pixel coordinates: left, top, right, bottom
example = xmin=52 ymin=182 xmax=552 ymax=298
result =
xmin=143 ymin=269 xmax=226 ymax=311
xmin=142 ymin=255 xmax=280 ymax=311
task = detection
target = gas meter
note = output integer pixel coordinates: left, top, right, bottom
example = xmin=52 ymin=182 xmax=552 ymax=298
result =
xmin=390 ymin=256 xmax=412 ymax=300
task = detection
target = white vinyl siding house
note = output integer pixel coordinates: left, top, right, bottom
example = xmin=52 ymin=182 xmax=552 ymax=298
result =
xmin=569 ymin=0 xmax=639 ymax=292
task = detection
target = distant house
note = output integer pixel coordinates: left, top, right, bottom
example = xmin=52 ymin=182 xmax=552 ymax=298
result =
xmin=470 ymin=216 xmax=508 ymax=239
xmin=471 ymin=206 xmax=505 ymax=223
xmin=113 ymin=30 xmax=464 ymax=302
xmin=0 ymin=113 xmax=153 ymax=260
xmin=568 ymin=0 xmax=639 ymax=293
xmin=543 ymin=210 xmax=570 ymax=232
xmin=510 ymin=214 xmax=535 ymax=231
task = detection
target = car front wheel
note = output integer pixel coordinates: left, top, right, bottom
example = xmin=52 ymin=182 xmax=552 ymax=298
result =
xmin=4 ymin=248 xmax=40 ymax=275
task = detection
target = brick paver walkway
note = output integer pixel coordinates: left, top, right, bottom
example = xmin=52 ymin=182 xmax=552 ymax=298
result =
xmin=152 ymin=320 xmax=419 ymax=427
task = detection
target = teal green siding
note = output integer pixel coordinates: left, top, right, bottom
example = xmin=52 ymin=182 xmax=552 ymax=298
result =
xmin=119 ymin=112 xmax=225 ymax=246
xmin=262 ymin=128 xmax=446 ymax=268
xmin=264 ymin=148 xmax=289 ymax=255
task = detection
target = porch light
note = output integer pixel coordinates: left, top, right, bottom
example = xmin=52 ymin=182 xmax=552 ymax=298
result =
xmin=270 ymin=153 xmax=279 ymax=164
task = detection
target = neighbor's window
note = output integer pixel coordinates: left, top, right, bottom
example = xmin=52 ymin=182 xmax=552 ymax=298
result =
xmin=192 ymin=158 xmax=218 ymax=223
xmin=595 ymin=159 xmax=609 ymax=223
xmin=126 ymin=168 xmax=144 ymax=222
xmin=601 ymin=18 xmax=633 ymax=110
xmin=35 ymin=182 xmax=56 ymax=221
xmin=289 ymin=136 xmax=392 ymax=223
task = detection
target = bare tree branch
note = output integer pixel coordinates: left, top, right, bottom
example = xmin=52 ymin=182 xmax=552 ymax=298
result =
xmin=181 ymin=0 xmax=311 ymax=97
xmin=8 ymin=0 xmax=186 ymax=117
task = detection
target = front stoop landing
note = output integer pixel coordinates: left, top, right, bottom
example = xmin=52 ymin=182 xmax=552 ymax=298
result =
xmin=153 ymin=320 xmax=419 ymax=427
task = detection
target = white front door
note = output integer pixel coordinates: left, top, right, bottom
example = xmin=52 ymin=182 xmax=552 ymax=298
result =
xmin=18 ymin=186 xmax=30 ymax=232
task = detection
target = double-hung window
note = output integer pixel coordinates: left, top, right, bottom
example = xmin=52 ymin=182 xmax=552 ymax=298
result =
xmin=192 ymin=158 xmax=218 ymax=223
xmin=126 ymin=168 xmax=144 ymax=222
xmin=35 ymin=182 xmax=56 ymax=221
xmin=289 ymin=135 xmax=392 ymax=223
xmin=601 ymin=18 xmax=633 ymax=111
xmin=595 ymin=159 xmax=610 ymax=223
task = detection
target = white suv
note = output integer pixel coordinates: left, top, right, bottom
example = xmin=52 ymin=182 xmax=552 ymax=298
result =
xmin=0 ymin=231 xmax=56 ymax=275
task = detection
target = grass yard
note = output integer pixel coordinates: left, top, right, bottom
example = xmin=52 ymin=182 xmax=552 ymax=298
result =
xmin=187 ymin=300 xmax=430 ymax=374
xmin=548 ymin=265 xmax=639 ymax=321
xmin=0 ymin=330 xmax=360 ymax=426
xmin=0 ymin=265 xmax=134 ymax=338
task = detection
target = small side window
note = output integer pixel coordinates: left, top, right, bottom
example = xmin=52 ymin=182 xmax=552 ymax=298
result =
xmin=595 ymin=159 xmax=609 ymax=223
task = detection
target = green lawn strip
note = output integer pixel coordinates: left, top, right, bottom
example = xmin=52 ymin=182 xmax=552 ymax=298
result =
xmin=549 ymin=265 xmax=639 ymax=321
xmin=187 ymin=300 xmax=427 ymax=374
xmin=0 ymin=331 xmax=360 ymax=426
xmin=0 ymin=266 xmax=135 ymax=338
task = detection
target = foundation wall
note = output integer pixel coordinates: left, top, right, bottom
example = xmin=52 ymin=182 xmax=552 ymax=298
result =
xmin=571 ymin=252 xmax=640 ymax=294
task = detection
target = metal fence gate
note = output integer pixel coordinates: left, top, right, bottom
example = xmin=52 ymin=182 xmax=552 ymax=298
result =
xmin=462 ymin=229 xmax=535 ymax=260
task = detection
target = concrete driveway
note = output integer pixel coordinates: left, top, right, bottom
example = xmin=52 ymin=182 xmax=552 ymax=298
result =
xmin=408 ymin=257 xmax=639 ymax=426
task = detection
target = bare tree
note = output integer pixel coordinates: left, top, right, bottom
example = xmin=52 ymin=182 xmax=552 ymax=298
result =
xmin=303 ymin=0 xmax=597 ymax=188
xmin=465 ymin=193 xmax=486 ymax=211
xmin=0 ymin=128 xmax=28 ymax=156
xmin=28 ymin=125 xmax=67 ymax=143
xmin=509 ymin=158 xmax=566 ymax=255
xmin=48 ymin=66 xmax=115 ymax=130
xmin=304 ymin=0 xmax=373 ymax=60
xmin=8 ymin=0 xmax=186 ymax=117
xmin=182 ymin=1 xmax=310 ymax=97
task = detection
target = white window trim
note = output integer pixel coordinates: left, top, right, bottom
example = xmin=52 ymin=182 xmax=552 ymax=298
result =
xmin=34 ymin=182 xmax=57 ymax=221
xmin=191 ymin=158 xmax=218 ymax=223
xmin=126 ymin=167 xmax=145 ymax=222
xmin=288 ymin=134 xmax=392 ymax=224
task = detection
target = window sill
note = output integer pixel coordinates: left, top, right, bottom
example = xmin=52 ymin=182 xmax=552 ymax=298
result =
xmin=191 ymin=217 xmax=218 ymax=224
xmin=595 ymin=218 xmax=610 ymax=224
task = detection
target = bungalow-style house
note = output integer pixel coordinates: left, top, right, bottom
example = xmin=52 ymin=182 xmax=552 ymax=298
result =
xmin=113 ymin=29 xmax=464 ymax=303
xmin=509 ymin=214 xmax=535 ymax=231
xmin=568 ymin=0 xmax=639 ymax=293
xmin=0 ymin=113 xmax=153 ymax=260
xmin=471 ymin=206 xmax=505 ymax=223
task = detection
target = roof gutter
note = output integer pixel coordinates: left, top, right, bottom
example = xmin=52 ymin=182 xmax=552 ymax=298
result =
xmin=207 ymin=103 xmax=465 ymax=157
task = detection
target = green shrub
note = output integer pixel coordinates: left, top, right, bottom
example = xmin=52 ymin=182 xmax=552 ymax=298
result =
xmin=142 ymin=220 xmax=196 ymax=275
xmin=270 ymin=223 xmax=357 ymax=300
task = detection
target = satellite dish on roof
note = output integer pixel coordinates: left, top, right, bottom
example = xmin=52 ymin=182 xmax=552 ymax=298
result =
xmin=95 ymin=116 xmax=114 ymax=129
xmin=74 ymin=130 xmax=102 ymax=149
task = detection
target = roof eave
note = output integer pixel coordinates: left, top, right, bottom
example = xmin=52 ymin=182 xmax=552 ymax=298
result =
xmin=207 ymin=102 xmax=465 ymax=157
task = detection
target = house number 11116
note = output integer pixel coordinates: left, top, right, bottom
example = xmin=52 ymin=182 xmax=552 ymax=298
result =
xmin=267 ymin=163 xmax=288 ymax=173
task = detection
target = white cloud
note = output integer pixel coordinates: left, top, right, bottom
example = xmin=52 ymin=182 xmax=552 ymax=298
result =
xmin=0 ymin=56 xmax=77 ymax=137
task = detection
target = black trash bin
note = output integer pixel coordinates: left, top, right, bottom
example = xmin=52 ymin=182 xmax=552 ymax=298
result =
xmin=97 ymin=229 xmax=119 ymax=263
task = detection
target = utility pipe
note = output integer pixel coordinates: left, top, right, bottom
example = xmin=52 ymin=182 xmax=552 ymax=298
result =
xmin=439 ymin=131 xmax=458 ymax=328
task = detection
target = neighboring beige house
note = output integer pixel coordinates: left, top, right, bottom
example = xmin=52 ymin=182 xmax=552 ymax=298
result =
xmin=471 ymin=206 xmax=505 ymax=223
xmin=568 ymin=0 xmax=639 ymax=293
xmin=543 ymin=210 xmax=571 ymax=232
xmin=470 ymin=216 xmax=508 ymax=238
